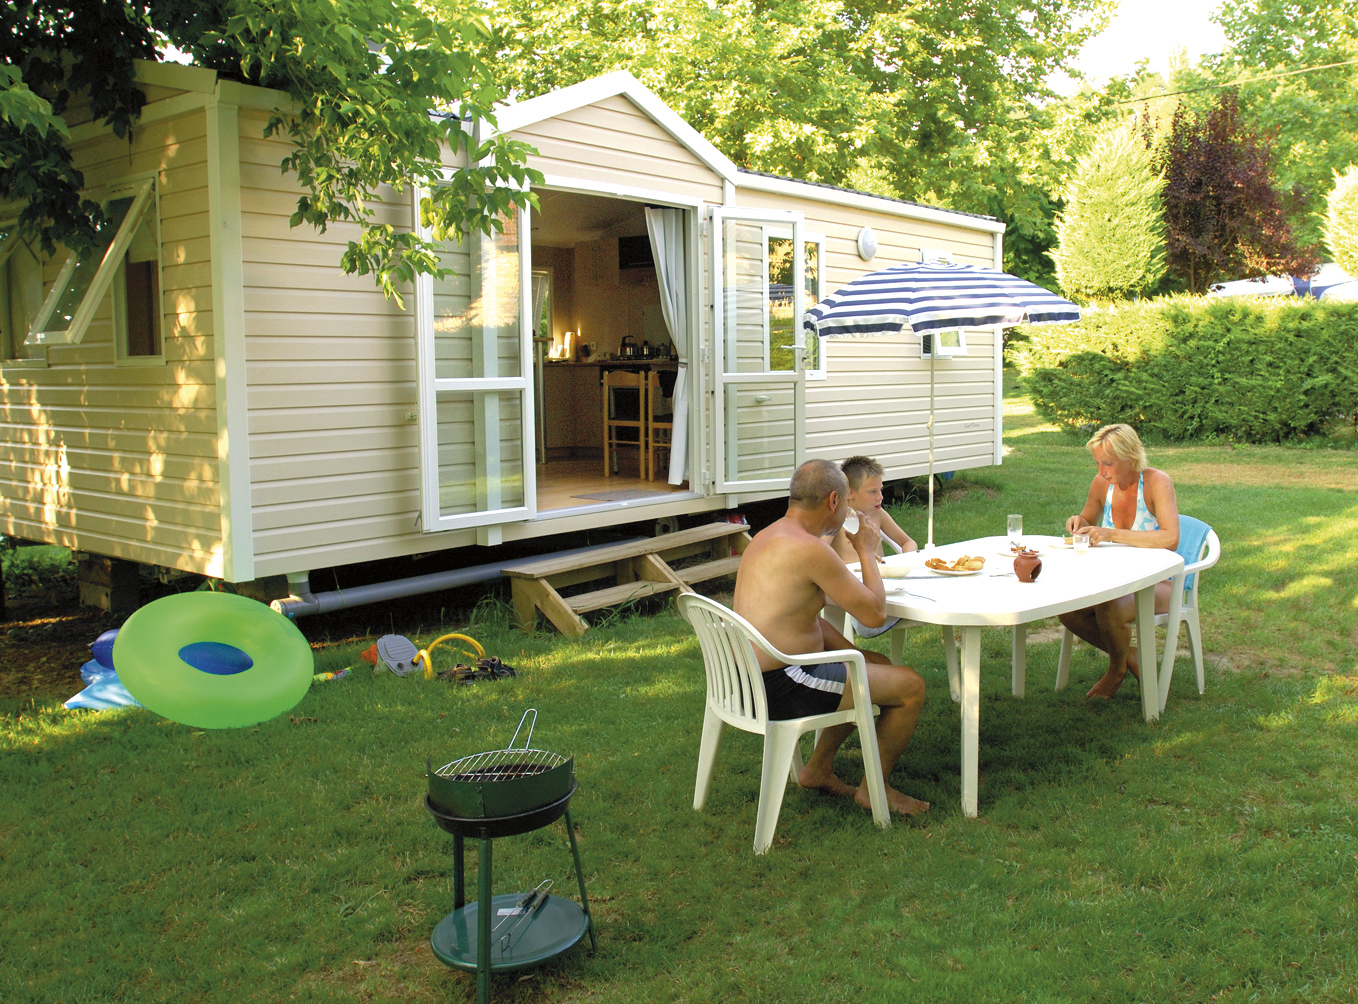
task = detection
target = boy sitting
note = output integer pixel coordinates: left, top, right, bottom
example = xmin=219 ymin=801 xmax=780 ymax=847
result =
xmin=829 ymin=456 xmax=918 ymax=638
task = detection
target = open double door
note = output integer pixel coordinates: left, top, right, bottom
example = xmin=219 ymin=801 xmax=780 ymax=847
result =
xmin=412 ymin=199 xmax=809 ymax=535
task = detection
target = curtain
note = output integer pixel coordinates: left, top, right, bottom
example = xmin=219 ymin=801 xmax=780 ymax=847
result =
xmin=645 ymin=207 xmax=690 ymax=485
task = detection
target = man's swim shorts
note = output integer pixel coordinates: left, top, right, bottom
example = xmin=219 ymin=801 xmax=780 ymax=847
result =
xmin=761 ymin=662 xmax=846 ymax=720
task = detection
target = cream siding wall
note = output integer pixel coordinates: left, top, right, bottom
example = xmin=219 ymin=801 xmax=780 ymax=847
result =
xmin=730 ymin=187 xmax=1000 ymax=484
xmin=236 ymin=108 xmax=466 ymax=576
xmin=0 ymin=103 xmax=221 ymax=572
xmin=509 ymin=96 xmax=726 ymax=205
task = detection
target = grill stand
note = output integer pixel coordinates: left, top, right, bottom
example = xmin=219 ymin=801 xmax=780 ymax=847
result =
xmin=427 ymin=792 xmax=595 ymax=1004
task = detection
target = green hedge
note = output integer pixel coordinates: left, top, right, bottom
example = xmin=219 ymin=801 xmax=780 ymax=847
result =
xmin=1013 ymin=297 xmax=1358 ymax=442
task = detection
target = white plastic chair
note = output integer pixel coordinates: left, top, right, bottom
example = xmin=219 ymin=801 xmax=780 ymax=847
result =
xmin=676 ymin=593 xmax=890 ymax=854
xmin=1055 ymin=527 xmax=1220 ymax=711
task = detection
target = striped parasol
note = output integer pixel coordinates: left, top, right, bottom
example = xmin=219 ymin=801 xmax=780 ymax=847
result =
xmin=802 ymin=261 xmax=1080 ymax=549
xmin=802 ymin=261 xmax=1080 ymax=339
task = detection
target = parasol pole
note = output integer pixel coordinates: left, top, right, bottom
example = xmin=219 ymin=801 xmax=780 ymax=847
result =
xmin=926 ymin=336 xmax=935 ymax=549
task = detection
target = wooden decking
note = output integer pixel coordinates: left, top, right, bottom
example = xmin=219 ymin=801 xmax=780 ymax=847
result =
xmin=537 ymin=458 xmax=690 ymax=512
xmin=502 ymin=522 xmax=751 ymax=636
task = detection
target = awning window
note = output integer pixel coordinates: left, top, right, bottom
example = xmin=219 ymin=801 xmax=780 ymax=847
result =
xmin=28 ymin=178 xmax=156 ymax=347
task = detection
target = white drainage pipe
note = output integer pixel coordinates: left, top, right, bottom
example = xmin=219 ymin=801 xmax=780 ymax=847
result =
xmin=271 ymin=538 xmax=645 ymax=619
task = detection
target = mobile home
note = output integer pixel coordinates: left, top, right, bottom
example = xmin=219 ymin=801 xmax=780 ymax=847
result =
xmin=0 ymin=63 xmax=1007 ymax=590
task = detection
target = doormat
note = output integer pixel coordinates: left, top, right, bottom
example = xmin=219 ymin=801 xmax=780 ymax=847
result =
xmin=572 ymin=489 xmax=673 ymax=502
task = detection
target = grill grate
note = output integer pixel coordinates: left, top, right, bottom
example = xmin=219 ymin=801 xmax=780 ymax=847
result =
xmin=435 ymin=710 xmax=568 ymax=783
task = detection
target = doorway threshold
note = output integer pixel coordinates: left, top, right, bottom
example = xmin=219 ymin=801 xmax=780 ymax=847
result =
xmin=533 ymin=490 xmax=704 ymax=522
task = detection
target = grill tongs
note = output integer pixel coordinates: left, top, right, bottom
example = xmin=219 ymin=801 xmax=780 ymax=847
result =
xmin=489 ymin=878 xmax=554 ymax=952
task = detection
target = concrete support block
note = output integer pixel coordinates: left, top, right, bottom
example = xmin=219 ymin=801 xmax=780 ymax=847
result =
xmin=77 ymin=555 xmax=140 ymax=616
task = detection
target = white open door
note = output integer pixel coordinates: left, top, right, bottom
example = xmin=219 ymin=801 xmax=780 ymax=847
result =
xmin=415 ymin=202 xmax=535 ymax=532
xmin=710 ymin=208 xmax=806 ymax=494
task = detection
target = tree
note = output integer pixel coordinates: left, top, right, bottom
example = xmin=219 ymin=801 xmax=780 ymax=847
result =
xmin=996 ymin=192 xmax=1062 ymax=290
xmin=988 ymin=75 xmax=1147 ymax=288
xmin=1052 ymin=125 xmax=1165 ymax=303
xmin=1201 ymin=0 xmax=1358 ymax=248
xmin=0 ymin=0 xmax=541 ymax=300
xmin=1324 ymin=166 xmax=1358 ymax=276
xmin=0 ymin=65 xmax=94 ymax=257
xmin=471 ymin=0 xmax=1113 ymax=275
xmin=1161 ymin=91 xmax=1317 ymax=293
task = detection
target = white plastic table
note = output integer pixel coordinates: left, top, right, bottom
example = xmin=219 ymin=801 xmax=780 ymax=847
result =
xmin=832 ymin=535 xmax=1185 ymax=818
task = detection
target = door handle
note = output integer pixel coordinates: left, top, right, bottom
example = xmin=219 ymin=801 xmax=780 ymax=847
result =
xmin=754 ymin=394 xmax=772 ymax=404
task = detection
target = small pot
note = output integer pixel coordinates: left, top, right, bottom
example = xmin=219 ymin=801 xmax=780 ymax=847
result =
xmin=1013 ymin=549 xmax=1043 ymax=582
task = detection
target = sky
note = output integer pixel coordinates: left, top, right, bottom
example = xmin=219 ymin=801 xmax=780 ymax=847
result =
xmin=1050 ymin=0 xmax=1231 ymax=96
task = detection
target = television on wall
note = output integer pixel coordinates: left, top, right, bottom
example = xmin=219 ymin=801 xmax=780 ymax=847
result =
xmin=618 ymin=235 xmax=655 ymax=270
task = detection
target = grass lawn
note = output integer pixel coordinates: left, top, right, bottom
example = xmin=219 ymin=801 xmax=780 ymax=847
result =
xmin=2 ymin=390 xmax=1356 ymax=1003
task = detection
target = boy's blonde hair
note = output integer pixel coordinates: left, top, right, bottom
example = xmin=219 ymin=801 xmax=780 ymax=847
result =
xmin=1086 ymin=424 xmax=1148 ymax=472
xmin=840 ymin=455 xmax=885 ymax=490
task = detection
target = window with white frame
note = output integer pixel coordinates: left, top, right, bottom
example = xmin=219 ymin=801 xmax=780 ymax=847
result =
xmin=0 ymin=225 xmax=45 ymax=361
xmin=763 ymin=227 xmax=825 ymax=376
xmin=27 ymin=176 xmax=163 ymax=360
xmin=920 ymin=328 xmax=967 ymax=358
xmin=803 ymin=234 xmax=827 ymax=379
xmin=112 ymin=190 xmax=164 ymax=362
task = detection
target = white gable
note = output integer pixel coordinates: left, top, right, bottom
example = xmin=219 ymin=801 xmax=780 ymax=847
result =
xmin=493 ymin=72 xmax=739 ymax=185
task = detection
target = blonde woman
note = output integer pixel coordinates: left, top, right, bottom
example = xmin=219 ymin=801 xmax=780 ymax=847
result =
xmin=1061 ymin=424 xmax=1181 ymax=699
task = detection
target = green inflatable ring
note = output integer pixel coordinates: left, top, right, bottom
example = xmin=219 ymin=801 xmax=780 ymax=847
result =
xmin=113 ymin=592 xmax=314 ymax=729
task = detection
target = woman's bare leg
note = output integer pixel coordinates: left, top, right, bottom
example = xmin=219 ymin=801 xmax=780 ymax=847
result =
xmin=1087 ymin=594 xmax=1136 ymax=698
xmin=1119 ymin=580 xmax=1175 ymax=683
xmin=1059 ymin=606 xmax=1137 ymax=683
xmin=1059 ymin=607 xmax=1105 ymax=650
xmin=1067 ymin=581 xmax=1177 ymax=699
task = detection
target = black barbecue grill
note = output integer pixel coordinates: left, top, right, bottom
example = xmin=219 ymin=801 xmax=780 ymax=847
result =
xmin=425 ymin=711 xmax=595 ymax=1003
xmin=427 ymin=712 xmax=576 ymax=825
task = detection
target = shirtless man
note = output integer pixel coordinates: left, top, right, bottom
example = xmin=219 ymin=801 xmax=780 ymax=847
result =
xmin=733 ymin=459 xmax=929 ymax=816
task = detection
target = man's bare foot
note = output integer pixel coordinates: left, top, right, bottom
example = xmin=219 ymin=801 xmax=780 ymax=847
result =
xmin=1086 ymin=668 xmax=1128 ymax=699
xmin=797 ymin=763 xmax=857 ymax=797
xmin=855 ymin=783 xmax=930 ymax=816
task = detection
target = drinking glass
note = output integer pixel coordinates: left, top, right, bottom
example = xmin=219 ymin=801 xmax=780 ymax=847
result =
xmin=843 ymin=511 xmax=860 ymax=535
xmin=1073 ymin=532 xmax=1090 ymax=554
xmin=1006 ymin=514 xmax=1023 ymax=548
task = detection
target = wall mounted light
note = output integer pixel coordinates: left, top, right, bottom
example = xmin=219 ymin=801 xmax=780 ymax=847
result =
xmin=856 ymin=227 xmax=878 ymax=261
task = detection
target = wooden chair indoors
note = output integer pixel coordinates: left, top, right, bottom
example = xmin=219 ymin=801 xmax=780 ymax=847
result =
xmin=602 ymin=368 xmax=647 ymax=478
xmin=645 ymin=369 xmax=673 ymax=482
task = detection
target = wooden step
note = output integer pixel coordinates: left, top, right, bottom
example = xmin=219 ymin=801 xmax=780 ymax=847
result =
xmin=503 ymin=522 xmax=749 ymax=579
xmin=566 ymin=579 xmax=680 ymax=614
xmin=675 ymin=555 xmax=742 ymax=585
xmin=507 ymin=522 xmax=751 ymax=636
